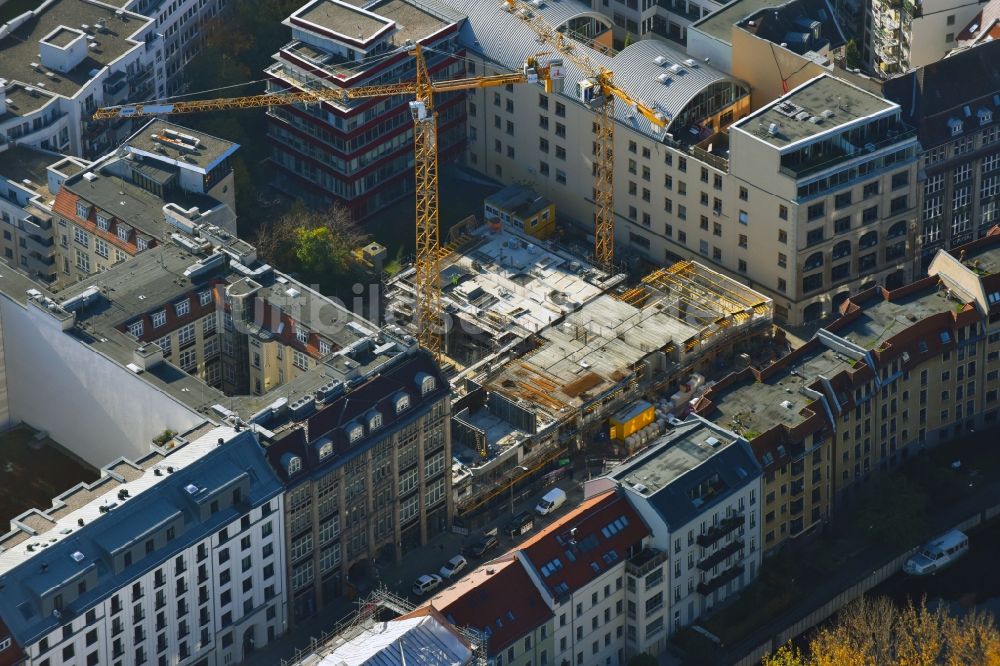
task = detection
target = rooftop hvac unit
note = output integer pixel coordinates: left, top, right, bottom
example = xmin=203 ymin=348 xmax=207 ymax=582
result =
xmin=658 ymin=73 xmax=670 ymax=84
xmin=768 ymin=122 xmax=780 ymax=136
xmin=654 ymin=55 xmax=667 ymax=66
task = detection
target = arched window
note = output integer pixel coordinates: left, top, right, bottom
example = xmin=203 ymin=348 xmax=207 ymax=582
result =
xmin=832 ymin=240 xmax=852 ymax=260
xmin=803 ymin=252 xmax=824 ymax=271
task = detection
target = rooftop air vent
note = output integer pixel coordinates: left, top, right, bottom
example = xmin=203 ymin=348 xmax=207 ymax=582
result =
xmin=184 ymin=484 xmax=199 ymax=495
xmin=768 ymin=122 xmax=780 ymax=136
xmin=780 ymin=399 xmax=793 ymax=409
xmin=821 ymin=109 xmax=834 ymax=118
xmin=654 ymin=55 xmax=667 ymax=66
xmin=70 ymin=551 xmax=84 ymax=563
xmin=705 ymin=436 xmax=721 ymax=447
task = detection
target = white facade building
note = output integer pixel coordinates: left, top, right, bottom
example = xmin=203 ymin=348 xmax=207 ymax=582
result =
xmin=587 ymin=417 xmax=763 ymax=634
xmin=0 ymin=426 xmax=287 ymax=666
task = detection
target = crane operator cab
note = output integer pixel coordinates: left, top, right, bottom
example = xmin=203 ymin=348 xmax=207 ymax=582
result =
xmin=576 ymin=78 xmax=606 ymax=108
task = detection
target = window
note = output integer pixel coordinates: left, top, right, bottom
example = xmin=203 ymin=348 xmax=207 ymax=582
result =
xmin=74 ymin=227 xmax=89 ymax=247
xmin=863 ymin=181 xmax=880 ymax=199
xmin=778 ymin=229 xmax=788 ymax=244
xmin=778 ymin=252 xmax=787 ymax=268
xmin=117 ymin=225 xmax=130 ymax=242
xmin=834 ymin=216 xmax=851 ymax=233
xmin=152 ymin=311 xmax=167 ymax=328
xmin=177 ymin=323 xmax=195 ymax=346
xmin=779 ymin=204 xmax=788 ymax=220
xmin=835 ymin=191 xmax=852 ymax=209
xmin=128 ymin=320 xmax=144 ymax=338
xmin=892 ymin=171 xmax=909 ymax=190
xmin=76 ymin=201 xmax=91 ymax=219
xmin=95 ymin=238 xmax=109 ymax=258
xmin=174 ymin=299 xmax=190 ymax=317
xmin=555 ymin=102 xmax=565 ymax=117
xmin=739 ymin=186 xmax=748 ymax=201
xmin=539 ymin=137 xmax=549 ymax=153
xmin=807 ymin=202 xmax=825 ymax=220
xmin=293 ymin=350 xmax=309 ymax=370
xmin=296 ymin=326 xmax=309 ymax=344
xmin=739 ymin=210 xmax=748 ymax=225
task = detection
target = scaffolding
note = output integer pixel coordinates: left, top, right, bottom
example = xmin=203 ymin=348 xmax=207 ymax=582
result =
xmin=280 ymin=587 xmax=488 ymax=666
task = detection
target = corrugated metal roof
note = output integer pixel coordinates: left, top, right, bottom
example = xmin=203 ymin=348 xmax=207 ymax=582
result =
xmin=444 ymin=0 xmax=739 ymax=136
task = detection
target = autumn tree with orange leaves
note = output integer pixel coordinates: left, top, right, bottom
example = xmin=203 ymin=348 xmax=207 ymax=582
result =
xmin=764 ymin=596 xmax=1000 ymax=666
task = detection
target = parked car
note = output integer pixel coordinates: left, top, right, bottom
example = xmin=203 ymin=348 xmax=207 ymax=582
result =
xmin=505 ymin=511 xmax=534 ymax=538
xmin=467 ymin=535 xmax=499 ymax=558
xmin=439 ymin=555 xmax=468 ymax=579
xmin=535 ymin=487 xmax=567 ymax=516
xmin=412 ymin=573 xmax=443 ymax=596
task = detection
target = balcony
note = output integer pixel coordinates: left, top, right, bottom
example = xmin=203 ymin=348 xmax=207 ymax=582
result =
xmin=779 ymin=127 xmax=917 ymax=180
xmin=626 ymin=548 xmax=667 ymax=578
xmin=696 ymin=515 xmax=743 ymax=548
xmin=698 ymin=564 xmax=745 ymax=595
xmin=697 ymin=539 xmax=743 ymax=571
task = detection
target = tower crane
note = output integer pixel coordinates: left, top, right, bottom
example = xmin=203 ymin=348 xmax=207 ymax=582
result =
xmin=503 ymin=0 xmax=669 ymax=270
xmin=93 ymin=45 xmax=562 ymax=359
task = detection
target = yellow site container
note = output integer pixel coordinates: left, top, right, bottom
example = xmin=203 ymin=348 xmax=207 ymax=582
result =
xmin=609 ymin=400 xmax=654 ymax=441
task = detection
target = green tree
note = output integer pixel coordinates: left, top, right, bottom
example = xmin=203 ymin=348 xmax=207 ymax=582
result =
xmin=623 ymin=31 xmax=634 ymax=48
xmin=853 ymin=474 xmax=928 ymax=549
xmin=844 ymin=39 xmax=862 ymax=70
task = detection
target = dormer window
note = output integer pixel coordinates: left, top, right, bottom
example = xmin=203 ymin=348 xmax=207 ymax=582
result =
xmin=368 ymin=410 xmax=382 ymax=431
xmin=175 ymin=299 xmax=190 ymax=317
xmin=287 ymin=455 xmax=302 ymax=476
xmin=75 ymin=201 xmax=90 ymax=219
xmin=318 ymin=441 xmax=333 ymax=461
xmin=319 ymin=339 xmax=331 ymax=355
xmin=117 ymin=225 xmax=130 ymax=242
xmin=348 ymin=422 xmax=363 ymax=443
xmin=152 ymin=311 xmax=166 ymax=328
xmin=417 ymin=372 xmax=436 ymax=396
xmin=199 ymin=290 xmax=212 ymax=307
xmin=296 ymin=326 xmax=309 ymax=344
xmin=395 ymin=393 xmax=410 ymax=414
xmin=137 ymin=237 xmax=149 ymax=251
xmin=980 ymin=108 xmax=993 ymax=126
xmin=96 ymin=213 xmax=110 ymax=231
xmin=127 ymin=320 xmax=143 ymax=338
xmin=949 ymin=118 xmax=964 ymax=136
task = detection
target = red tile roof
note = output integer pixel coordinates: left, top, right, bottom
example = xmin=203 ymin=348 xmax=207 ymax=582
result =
xmin=424 ymin=555 xmax=552 ymax=653
xmin=518 ymin=490 xmax=649 ymax=600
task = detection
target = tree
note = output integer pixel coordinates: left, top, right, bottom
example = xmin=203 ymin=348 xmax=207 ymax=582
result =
xmin=763 ymin=597 xmax=1000 ymax=666
xmin=844 ymin=39 xmax=862 ymax=70
xmin=253 ymin=203 xmax=366 ymax=284
xmin=626 ymin=654 xmax=658 ymax=666
xmin=852 ymin=473 xmax=928 ymax=549
xmin=623 ymin=31 xmax=634 ymax=48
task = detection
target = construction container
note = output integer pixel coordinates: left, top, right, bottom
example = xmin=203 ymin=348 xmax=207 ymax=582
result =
xmin=609 ymin=400 xmax=654 ymax=441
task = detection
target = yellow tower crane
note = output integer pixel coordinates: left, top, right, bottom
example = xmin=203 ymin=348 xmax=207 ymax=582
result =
xmin=93 ymin=44 xmax=562 ymax=359
xmin=503 ymin=0 xmax=669 ymax=270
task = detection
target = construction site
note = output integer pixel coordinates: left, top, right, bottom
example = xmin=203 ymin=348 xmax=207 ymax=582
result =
xmin=386 ymin=214 xmax=774 ymax=519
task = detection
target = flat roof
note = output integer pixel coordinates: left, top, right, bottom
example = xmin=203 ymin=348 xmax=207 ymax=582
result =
xmin=0 ymin=145 xmax=58 ymax=192
xmin=43 ymin=26 xmax=84 ymax=47
xmin=692 ymin=0 xmax=794 ymax=44
xmin=485 ymin=184 xmax=552 ymax=219
xmin=368 ymin=0 xmax=449 ymax=45
xmin=0 ymin=0 xmax=152 ymax=99
xmin=606 ymin=417 xmax=760 ymax=528
xmin=0 ymin=425 xmax=98 ymax=526
xmin=63 ymin=163 xmax=181 ymax=240
xmin=0 ymin=82 xmax=57 ymax=119
xmin=707 ymin=346 xmax=845 ymax=436
xmin=733 ymin=74 xmax=895 ymax=148
xmin=123 ymin=119 xmax=239 ymax=173
xmin=297 ymin=0 xmax=391 ymax=41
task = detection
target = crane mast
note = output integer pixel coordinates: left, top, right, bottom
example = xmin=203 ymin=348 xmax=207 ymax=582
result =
xmin=503 ymin=0 xmax=668 ymax=271
xmin=94 ymin=45 xmax=560 ymax=360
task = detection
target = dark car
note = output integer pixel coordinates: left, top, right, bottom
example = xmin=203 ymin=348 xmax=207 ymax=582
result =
xmin=504 ymin=511 xmax=534 ymax=538
xmin=467 ymin=535 xmax=499 ymax=558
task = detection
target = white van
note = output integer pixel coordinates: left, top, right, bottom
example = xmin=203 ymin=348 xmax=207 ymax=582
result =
xmin=535 ymin=488 xmax=567 ymax=516
xmin=903 ymin=529 xmax=969 ymax=576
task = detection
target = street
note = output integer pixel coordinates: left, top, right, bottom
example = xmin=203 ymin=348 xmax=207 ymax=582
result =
xmin=244 ymin=477 xmax=589 ymax=665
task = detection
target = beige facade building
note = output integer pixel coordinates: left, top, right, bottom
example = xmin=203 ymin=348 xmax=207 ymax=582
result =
xmin=449 ymin=0 xmax=921 ymax=324
xmin=695 ymin=228 xmax=1000 ymax=553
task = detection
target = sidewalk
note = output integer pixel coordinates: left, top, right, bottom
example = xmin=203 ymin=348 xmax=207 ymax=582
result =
xmin=245 ymin=476 xmax=588 ymax=665
xmin=714 ymin=476 xmax=1000 ymax=664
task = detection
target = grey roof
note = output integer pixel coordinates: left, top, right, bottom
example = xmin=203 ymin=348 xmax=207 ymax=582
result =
xmin=122 ymin=120 xmax=239 ymax=175
xmin=0 ymin=429 xmax=282 ymax=647
xmin=296 ymin=613 xmax=472 ymax=665
xmin=0 ymin=145 xmax=60 ymax=190
xmin=606 ymin=418 xmax=761 ymax=529
xmin=737 ymin=0 xmax=846 ymax=52
xmin=484 ymin=184 xmax=551 ymax=218
xmin=0 ymin=81 xmax=59 ymax=119
xmin=732 ymin=74 xmax=896 ymax=148
xmin=692 ymin=0 xmax=805 ymax=44
xmin=367 ymin=0 xmax=454 ymax=45
xmin=449 ymin=0 xmax=741 ymax=136
xmin=0 ymin=0 xmax=152 ymax=99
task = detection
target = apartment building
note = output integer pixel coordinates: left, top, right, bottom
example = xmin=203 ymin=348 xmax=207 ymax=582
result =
xmin=264 ymin=0 xmax=466 ymax=219
xmin=0 ymin=0 xmax=163 ymax=158
xmin=591 ymin=418 xmax=763 ymax=637
xmin=0 ymin=145 xmax=79 ymax=285
xmin=952 ymin=0 xmax=1000 ymax=51
xmin=49 ymin=119 xmax=238 ymax=285
xmin=728 ymin=74 xmax=919 ymax=322
xmin=264 ymin=351 xmax=451 ymax=623
xmin=0 ymin=426 xmax=287 ymax=666
xmin=883 ymin=40 xmax=1000 ymax=270
xmin=693 ymin=354 xmax=835 ymax=551
xmin=124 ymin=0 xmax=230 ymax=95
xmin=687 ymin=0 xmax=847 ymax=97
xmin=866 ymin=0 xmax=979 ymax=76
xmin=693 ymin=229 xmax=1000 ymax=536
xmin=428 ymin=554 xmax=554 ymax=666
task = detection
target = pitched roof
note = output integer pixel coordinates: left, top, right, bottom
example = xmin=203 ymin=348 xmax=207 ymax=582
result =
xmin=518 ymin=490 xmax=648 ymax=601
xmin=882 ymin=40 xmax=1000 ymax=147
xmin=301 ymin=612 xmax=473 ymax=665
xmin=266 ymin=350 xmax=447 ymax=483
xmin=426 ymin=554 xmax=552 ymax=653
